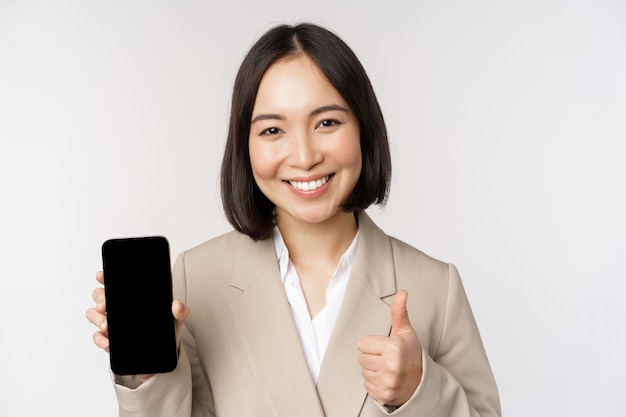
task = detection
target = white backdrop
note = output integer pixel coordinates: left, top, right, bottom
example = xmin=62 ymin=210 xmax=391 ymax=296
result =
xmin=1 ymin=1 xmax=625 ymax=416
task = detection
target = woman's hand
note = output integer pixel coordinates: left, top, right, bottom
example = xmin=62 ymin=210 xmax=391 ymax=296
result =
xmin=86 ymin=271 xmax=111 ymax=352
xmin=85 ymin=271 xmax=190 ymax=383
xmin=357 ymin=290 xmax=423 ymax=407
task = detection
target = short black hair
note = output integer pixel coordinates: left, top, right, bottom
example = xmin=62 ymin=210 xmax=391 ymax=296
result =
xmin=220 ymin=23 xmax=391 ymax=240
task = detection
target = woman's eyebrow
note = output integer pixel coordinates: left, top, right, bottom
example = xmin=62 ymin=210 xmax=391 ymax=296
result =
xmin=309 ymin=104 xmax=349 ymax=117
xmin=251 ymin=113 xmax=285 ymax=124
xmin=250 ymin=104 xmax=348 ymax=124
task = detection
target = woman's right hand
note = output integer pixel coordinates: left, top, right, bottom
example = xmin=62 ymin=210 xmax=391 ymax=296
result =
xmin=85 ymin=271 xmax=190 ymax=382
xmin=86 ymin=271 xmax=111 ymax=352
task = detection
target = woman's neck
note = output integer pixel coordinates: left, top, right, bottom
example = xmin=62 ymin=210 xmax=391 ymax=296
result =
xmin=276 ymin=211 xmax=358 ymax=267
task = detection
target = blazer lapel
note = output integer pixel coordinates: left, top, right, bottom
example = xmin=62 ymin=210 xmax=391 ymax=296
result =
xmin=229 ymin=235 xmax=326 ymax=417
xmin=316 ymin=212 xmax=397 ymax=417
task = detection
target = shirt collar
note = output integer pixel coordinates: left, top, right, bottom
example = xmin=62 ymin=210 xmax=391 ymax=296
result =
xmin=272 ymin=226 xmax=360 ymax=283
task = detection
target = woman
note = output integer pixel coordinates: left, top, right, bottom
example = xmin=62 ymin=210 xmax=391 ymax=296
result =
xmin=87 ymin=23 xmax=501 ymax=417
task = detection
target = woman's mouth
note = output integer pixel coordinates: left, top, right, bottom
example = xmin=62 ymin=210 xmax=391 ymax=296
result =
xmin=288 ymin=175 xmax=332 ymax=191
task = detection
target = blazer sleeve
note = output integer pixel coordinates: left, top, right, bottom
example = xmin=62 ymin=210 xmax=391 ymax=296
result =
xmin=402 ymin=263 xmax=500 ymax=416
xmin=112 ymin=348 xmax=192 ymax=417
xmin=111 ymin=251 xmax=215 ymax=417
xmin=368 ymin=264 xmax=501 ymax=417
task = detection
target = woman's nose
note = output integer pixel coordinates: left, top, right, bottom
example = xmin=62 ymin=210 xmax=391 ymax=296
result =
xmin=288 ymin=132 xmax=323 ymax=170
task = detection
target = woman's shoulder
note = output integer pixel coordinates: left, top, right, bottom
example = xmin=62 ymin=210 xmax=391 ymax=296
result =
xmin=387 ymin=235 xmax=450 ymax=273
xmin=186 ymin=229 xmax=245 ymax=255
xmin=358 ymin=211 xmax=450 ymax=273
xmin=172 ymin=230 xmax=275 ymax=302
xmin=176 ymin=229 xmax=274 ymax=273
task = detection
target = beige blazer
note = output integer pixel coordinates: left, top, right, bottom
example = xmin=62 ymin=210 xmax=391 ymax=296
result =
xmin=113 ymin=211 xmax=501 ymax=417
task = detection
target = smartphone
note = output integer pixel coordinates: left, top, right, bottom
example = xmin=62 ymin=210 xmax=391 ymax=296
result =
xmin=101 ymin=236 xmax=178 ymax=375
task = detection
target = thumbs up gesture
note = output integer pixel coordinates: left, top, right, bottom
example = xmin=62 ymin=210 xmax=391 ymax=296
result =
xmin=357 ymin=290 xmax=423 ymax=406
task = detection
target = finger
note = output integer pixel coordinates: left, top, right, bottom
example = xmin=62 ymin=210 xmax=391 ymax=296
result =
xmin=363 ymin=380 xmax=391 ymax=405
xmin=86 ymin=307 xmax=107 ymax=331
xmin=172 ymin=300 xmax=190 ymax=347
xmin=391 ymin=289 xmax=412 ymax=335
xmin=358 ymin=352 xmax=383 ymax=371
xmin=96 ymin=270 xmax=104 ymax=285
xmin=92 ymin=286 xmax=105 ymax=304
xmin=357 ymin=335 xmax=389 ymax=354
xmin=93 ymin=330 xmax=109 ymax=351
xmin=362 ymin=370 xmax=388 ymax=390
xmin=172 ymin=299 xmax=189 ymax=324
xmin=92 ymin=287 xmax=106 ymax=315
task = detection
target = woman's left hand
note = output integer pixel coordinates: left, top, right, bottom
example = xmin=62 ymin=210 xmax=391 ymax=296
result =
xmin=357 ymin=290 xmax=423 ymax=407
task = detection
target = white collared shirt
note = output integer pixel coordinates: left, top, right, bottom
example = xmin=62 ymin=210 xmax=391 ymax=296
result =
xmin=273 ymin=227 xmax=359 ymax=384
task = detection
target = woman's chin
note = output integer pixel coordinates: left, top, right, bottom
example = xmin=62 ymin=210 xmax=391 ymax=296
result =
xmin=278 ymin=206 xmax=350 ymax=227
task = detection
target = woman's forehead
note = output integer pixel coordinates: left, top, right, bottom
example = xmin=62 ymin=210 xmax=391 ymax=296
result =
xmin=252 ymin=55 xmax=349 ymax=118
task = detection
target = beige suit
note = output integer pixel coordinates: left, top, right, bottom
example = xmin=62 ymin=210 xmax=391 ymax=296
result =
xmin=113 ymin=212 xmax=501 ymax=417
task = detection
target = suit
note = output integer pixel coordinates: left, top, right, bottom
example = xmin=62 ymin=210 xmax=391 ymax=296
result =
xmin=113 ymin=211 xmax=501 ymax=417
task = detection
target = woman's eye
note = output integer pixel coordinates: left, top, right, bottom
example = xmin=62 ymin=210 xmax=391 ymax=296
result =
xmin=261 ymin=127 xmax=282 ymax=135
xmin=317 ymin=119 xmax=340 ymax=129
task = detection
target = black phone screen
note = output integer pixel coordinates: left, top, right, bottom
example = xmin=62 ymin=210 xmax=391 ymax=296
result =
xmin=102 ymin=236 xmax=178 ymax=375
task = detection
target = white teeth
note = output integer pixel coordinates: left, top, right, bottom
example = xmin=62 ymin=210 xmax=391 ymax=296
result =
xmin=289 ymin=176 xmax=329 ymax=191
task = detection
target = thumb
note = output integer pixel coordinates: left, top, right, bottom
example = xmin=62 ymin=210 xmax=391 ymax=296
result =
xmin=172 ymin=300 xmax=190 ymax=348
xmin=391 ymin=290 xmax=412 ymax=335
xmin=172 ymin=299 xmax=190 ymax=324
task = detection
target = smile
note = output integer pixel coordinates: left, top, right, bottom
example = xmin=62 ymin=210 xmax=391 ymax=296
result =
xmin=288 ymin=175 xmax=331 ymax=191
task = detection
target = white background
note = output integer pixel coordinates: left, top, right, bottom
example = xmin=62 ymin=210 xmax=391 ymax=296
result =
xmin=1 ymin=0 xmax=625 ymax=416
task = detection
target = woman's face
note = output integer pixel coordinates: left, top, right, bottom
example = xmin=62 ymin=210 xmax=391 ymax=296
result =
xmin=249 ymin=54 xmax=362 ymax=227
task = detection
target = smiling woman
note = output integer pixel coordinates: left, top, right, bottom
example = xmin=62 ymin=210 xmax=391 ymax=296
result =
xmin=221 ymin=24 xmax=392 ymax=242
xmin=249 ymin=55 xmax=363 ymax=228
xmin=86 ymin=22 xmax=501 ymax=417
